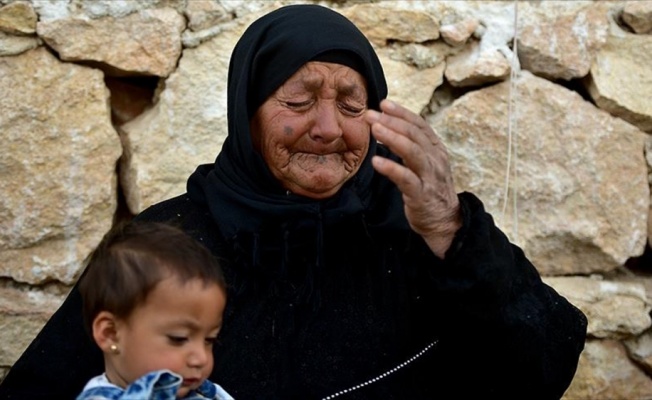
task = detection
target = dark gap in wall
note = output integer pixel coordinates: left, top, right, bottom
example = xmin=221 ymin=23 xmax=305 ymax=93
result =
xmin=625 ymin=241 xmax=652 ymax=273
xmin=104 ymin=75 xmax=159 ymax=126
xmin=0 ymin=276 xmax=72 ymax=296
xmin=113 ymin=157 xmax=135 ymax=226
xmin=614 ymin=9 xmax=636 ymax=34
xmin=104 ymin=75 xmax=159 ymax=226
xmin=425 ymin=80 xmax=478 ymax=116
xmin=38 ymin=41 xmax=63 ymax=61
xmin=553 ymin=76 xmax=594 ymax=104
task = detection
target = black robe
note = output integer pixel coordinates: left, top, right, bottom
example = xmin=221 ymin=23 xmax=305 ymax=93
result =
xmin=0 ymin=4 xmax=587 ymax=399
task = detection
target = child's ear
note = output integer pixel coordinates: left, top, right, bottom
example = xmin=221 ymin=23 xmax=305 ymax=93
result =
xmin=92 ymin=311 xmax=120 ymax=354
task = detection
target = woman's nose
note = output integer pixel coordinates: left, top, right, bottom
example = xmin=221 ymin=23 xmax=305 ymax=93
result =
xmin=309 ymin=101 xmax=342 ymax=142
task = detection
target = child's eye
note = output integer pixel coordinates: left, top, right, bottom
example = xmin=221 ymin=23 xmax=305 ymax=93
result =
xmin=167 ymin=335 xmax=188 ymax=345
xmin=205 ymin=337 xmax=217 ymax=346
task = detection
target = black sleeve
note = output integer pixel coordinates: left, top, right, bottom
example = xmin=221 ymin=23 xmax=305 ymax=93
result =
xmin=426 ymin=191 xmax=588 ymax=399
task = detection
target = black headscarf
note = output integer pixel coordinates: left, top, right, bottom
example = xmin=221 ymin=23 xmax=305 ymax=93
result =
xmin=187 ymin=4 xmax=402 ymax=242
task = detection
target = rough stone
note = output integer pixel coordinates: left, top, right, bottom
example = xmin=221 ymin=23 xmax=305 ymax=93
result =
xmin=444 ymin=41 xmax=511 ymax=87
xmin=545 ymin=276 xmax=652 ymax=339
xmin=0 ymin=30 xmax=38 ymax=56
xmin=562 ymin=339 xmax=652 ymax=400
xmin=439 ymin=17 xmax=479 ymax=47
xmin=378 ymin=49 xmax=445 ymax=115
xmin=429 ymin=71 xmax=649 ymax=275
xmin=119 ymin=10 xmax=264 ymax=213
xmin=0 ymin=285 xmax=64 ymax=367
xmin=341 ymin=3 xmax=439 ymax=46
xmin=625 ymin=328 xmax=652 ymax=376
xmin=622 ymin=1 xmax=652 ymax=34
xmin=516 ymin=1 xmax=610 ymax=80
xmin=37 ymin=8 xmax=185 ymax=77
xmin=0 ymin=1 xmax=37 ymax=35
xmin=0 ymin=47 xmax=122 ymax=284
xmin=184 ymin=0 xmax=230 ymax=32
xmin=585 ymin=16 xmax=652 ymax=133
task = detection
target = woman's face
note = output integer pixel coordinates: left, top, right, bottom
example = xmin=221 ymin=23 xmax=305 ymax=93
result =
xmin=250 ymin=61 xmax=370 ymax=199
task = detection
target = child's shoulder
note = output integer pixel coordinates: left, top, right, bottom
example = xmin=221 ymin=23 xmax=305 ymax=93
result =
xmin=75 ymin=373 xmax=123 ymax=400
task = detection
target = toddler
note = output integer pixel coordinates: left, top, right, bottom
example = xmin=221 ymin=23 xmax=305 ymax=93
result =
xmin=76 ymin=221 xmax=233 ymax=400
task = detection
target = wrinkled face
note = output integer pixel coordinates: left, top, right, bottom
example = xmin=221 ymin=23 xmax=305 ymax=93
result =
xmin=107 ymin=277 xmax=226 ymax=398
xmin=250 ymin=61 xmax=370 ymax=199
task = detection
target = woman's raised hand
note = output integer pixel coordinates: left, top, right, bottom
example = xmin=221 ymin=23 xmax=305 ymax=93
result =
xmin=365 ymin=99 xmax=462 ymax=258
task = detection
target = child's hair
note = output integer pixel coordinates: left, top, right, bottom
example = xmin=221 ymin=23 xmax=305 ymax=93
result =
xmin=78 ymin=221 xmax=226 ymax=335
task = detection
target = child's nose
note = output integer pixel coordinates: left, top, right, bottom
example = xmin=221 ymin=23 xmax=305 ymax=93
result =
xmin=187 ymin=343 xmax=210 ymax=367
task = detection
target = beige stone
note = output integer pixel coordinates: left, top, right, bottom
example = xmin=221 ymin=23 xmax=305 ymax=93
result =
xmin=0 ymin=1 xmax=37 ymax=35
xmin=517 ymin=2 xmax=610 ymax=80
xmin=119 ymin=10 xmax=264 ymax=213
xmin=78 ymin=0 xmax=187 ymax=19
xmin=440 ymin=17 xmax=479 ymax=47
xmin=379 ymin=49 xmax=445 ymax=115
xmin=384 ymin=41 xmax=459 ymax=70
xmin=341 ymin=4 xmax=439 ymax=46
xmin=0 ymin=47 xmax=122 ymax=284
xmin=0 ymin=285 xmax=64 ymax=367
xmin=429 ymin=71 xmax=649 ymax=275
xmin=184 ymin=0 xmax=229 ymax=32
xmin=625 ymin=328 xmax=652 ymax=375
xmin=585 ymin=17 xmax=652 ymax=132
xmin=622 ymin=1 xmax=652 ymax=34
xmin=36 ymin=8 xmax=185 ymax=77
xmin=545 ymin=276 xmax=652 ymax=339
xmin=0 ymin=366 xmax=8 ymax=384
xmin=563 ymin=339 xmax=652 ymax=400
xmin=0 ymin=30 xmax=38 ymax=56
xmin=444 ymin=41 xmax=511 ymax=87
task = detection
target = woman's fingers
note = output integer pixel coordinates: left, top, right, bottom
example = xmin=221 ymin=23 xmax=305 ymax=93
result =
xmin=368 ymin=100 xmax=438 ymax=152
xmin=371 ymin=155 xmax=421 ymax=198
xmin=365 ymin=100 xmax=447 ymax=182
xmin=365 ymin=99 xmax=461 ymax=257
xmin=368 ymin=114 xmax=424 ymax=172
xmin=379 ymin=99 xmax=430 ymax=131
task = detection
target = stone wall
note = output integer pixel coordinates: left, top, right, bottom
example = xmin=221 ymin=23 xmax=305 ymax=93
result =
xmin=1 ymin=0 xmax=651 ymax=398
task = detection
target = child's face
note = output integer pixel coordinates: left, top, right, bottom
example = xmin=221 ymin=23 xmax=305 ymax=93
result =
xmin=106 ymin=276 xmax=226 ymax=398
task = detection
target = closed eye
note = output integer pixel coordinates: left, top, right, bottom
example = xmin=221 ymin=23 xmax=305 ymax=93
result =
xmin=339 ymin=103 xmax=365 ymax=116
xmin=284 ymin=100 xmax=313 ymax=110
xmin=167 ymin=335 xmax=188 ymax=345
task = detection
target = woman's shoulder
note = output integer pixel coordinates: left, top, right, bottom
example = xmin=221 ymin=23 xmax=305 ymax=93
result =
xmin=135 ymin=193 xmax=205 ymax=224
xmin=134 ymin=194 xmax=222 ymax=245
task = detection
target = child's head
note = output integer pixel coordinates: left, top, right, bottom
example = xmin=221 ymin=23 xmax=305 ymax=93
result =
xmin=78 ymin=221 xmax=227 ymax=397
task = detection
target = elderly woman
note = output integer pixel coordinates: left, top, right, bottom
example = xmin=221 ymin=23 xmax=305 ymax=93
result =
xmin=0 ymin=4 xmax=587 ymax=400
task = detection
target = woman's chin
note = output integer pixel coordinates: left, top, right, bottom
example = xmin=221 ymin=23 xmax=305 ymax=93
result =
xmin=286 ymin=175 xmax=347 ymax=199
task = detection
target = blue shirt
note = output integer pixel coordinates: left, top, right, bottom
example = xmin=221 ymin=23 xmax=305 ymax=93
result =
xmin=76 ymin=370 xmax=234 ymax=400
